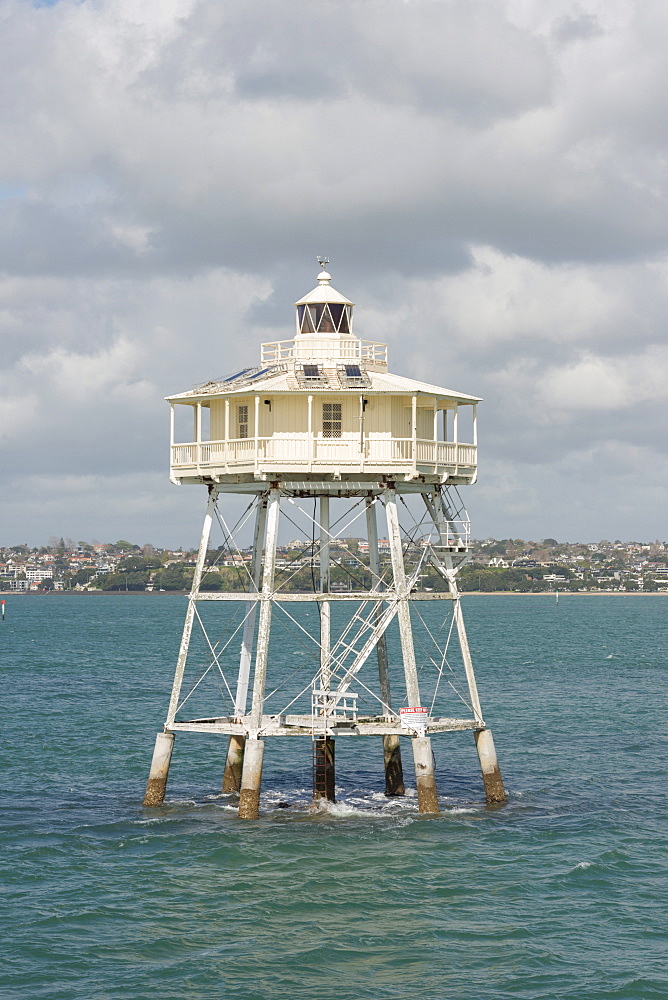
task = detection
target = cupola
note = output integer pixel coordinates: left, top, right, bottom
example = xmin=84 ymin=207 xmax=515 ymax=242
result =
xmin=293 ymin=260 xmax=355 ymax=358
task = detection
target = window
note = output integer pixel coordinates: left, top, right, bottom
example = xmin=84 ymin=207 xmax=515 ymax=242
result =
xmin=329 ymin=303 xmax=344 ymax=329
xmin=298 ymin=303 xmax=352 ymax=334
xmin=322 ymin=402 xmax=342 ymax=438
xmin=298 ymin=304 xmax=315 ymax=332
xmin=238 ymin=404 xmax=249 ymax=439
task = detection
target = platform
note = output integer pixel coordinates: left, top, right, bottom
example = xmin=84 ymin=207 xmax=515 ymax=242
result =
xmin=169 ymin=715 xmax=484 ymax=737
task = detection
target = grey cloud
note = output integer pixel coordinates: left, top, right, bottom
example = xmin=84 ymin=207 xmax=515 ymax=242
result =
xmin=473 ymin=443 xmax=668 ymax=541
xmin=151 ymin=0 xmax=552 ymax=122
xmin=1 ymin=0 xmax=668 ymax=544
xmin=0 ymin=197 xmax=146 ymax=276
xmin=552 ymin=12 xmax=603 ymax=45
xmin=0 ymin=0 xmax=665 ymax=287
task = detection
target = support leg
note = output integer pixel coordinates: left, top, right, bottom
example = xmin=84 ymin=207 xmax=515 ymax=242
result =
xmin=238 ymin=488 xmax=280 ymax=820
xmin=319 ymin=496 xmax=331 ymax=691
xmin=247 ymin=489 xmax=280 ymax=732
xmin=423 ymin=489 xmax=507 ymax=805
xmin=142 ymin=732 xmax=174 ymax=806
xmin=423 ymin=490 xmax=484 ymax=722
xmin=221 ymin=734 xmax=246 ymax=794
xmin=384 ymin=490 xmax=438 ymax=812
xmin=165 ymin=489 xmax=217 ymax=728
xmin=238 ymin=738 xmax=264 ymax=819
xmin=367 ymin=497 xmax=405 ymax=796
xmin=382 ymin=734 xmax=405 ymax=796
xmin=412 ymin=736 xmax=439 ymax=813
xmin=223 ymin=496 xmax=267 ymax=793
xmin=312 ymin=737 xmax=336 ymax=802
xmin=311 ymin=499 xmax=336 ymax=803
xmin=475 ymin=729 xmax=507 ymax=804
xmin=234 ymin=496 xmax=268 ymax=716
xmin=143 ymin=490 xmax=213 ymax=807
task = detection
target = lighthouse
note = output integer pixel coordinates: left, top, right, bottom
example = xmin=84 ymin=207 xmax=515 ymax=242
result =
xmin=142 ymin=261 xmax=506 ymax=818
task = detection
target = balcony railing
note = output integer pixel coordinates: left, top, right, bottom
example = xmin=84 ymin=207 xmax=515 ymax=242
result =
xmin=171 ymin=437 xmax=477 ymax=472
xmin=435 ymin=520 xmax=471 ymax=549
xmin=260 ymin=338 xmax=388 ymax=367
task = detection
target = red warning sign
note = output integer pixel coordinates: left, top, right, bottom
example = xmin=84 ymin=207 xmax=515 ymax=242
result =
xmin=400 ymin=707 xmax=428 ymax=728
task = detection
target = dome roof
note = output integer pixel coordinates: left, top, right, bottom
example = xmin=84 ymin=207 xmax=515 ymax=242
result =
xmin=295 ymin=266 xmax=354 ymax=307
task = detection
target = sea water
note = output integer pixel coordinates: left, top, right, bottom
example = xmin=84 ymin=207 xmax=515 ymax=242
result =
xmin=1 ymin=594 xmax=667 ymax=1000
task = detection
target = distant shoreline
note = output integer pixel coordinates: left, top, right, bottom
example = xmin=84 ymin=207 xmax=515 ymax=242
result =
xmin=463 ymin=590 xmax=668 ymax=597
xmin=2 ymin=589 xmax=667 ymax=598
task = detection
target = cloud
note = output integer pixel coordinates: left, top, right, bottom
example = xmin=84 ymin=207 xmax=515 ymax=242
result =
xmin=0 ymin=268 xmax=270 ymax=485
xmin=20 ymin=338 xmax=150 ymax=403
xmin=1 ymin=0 xmax=666 ymax=280
xmin=537 ymin=347 xmax=668 ymax=411
xmin=170 ymin=0 xmax=552 ymax=120
xmin=553 ymin=11 xmax=604 ymax=45
xmin=387 ymin=246 xmax=632 ymax=349
xmin=1 ymin=0 xmax=668 ymax=543
xmin=474 ymin=441 xmax=668 ymax=541
xmin=0 ymin=471 xmax=205 ymax=548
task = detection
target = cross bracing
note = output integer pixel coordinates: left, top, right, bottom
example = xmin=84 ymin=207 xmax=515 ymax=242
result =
xmin=162 ymin=486 xmax=481 ymax=741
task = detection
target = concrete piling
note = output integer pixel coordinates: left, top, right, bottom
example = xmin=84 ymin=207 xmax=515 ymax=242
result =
xmin=383 ymin=734 xmax=405 ymax=796
xmin=238 ymin=738 xmax=264 ymax=819
xmin=312 ymin=737 xmax=336 ymax=802
xmin=142 ymin=731 xmax=174 ymax=807
xmin=412 ymin=736 xmax=439 ymax=813
xmin=222 ymin=734 xmax=246 ymax=794
xmin=474 ymin=729 xmax=507 ymax=804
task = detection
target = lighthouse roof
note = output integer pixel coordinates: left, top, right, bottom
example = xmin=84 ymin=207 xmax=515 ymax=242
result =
xmin=295 ymin=284 xmax=354 ymax=306
xmin=368 ymin=371 xmax=481 ymax=402
xmin=168 ymin=366 xmax=481 ymax=404
xmin=295 ymin=267 xmax=354 ymax=307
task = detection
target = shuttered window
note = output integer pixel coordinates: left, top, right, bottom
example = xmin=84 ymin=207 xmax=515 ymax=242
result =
xmin=238 ymin=404 xmax=249 ymax=439
xmin=322 ymin=402 xmax=342 ymax=438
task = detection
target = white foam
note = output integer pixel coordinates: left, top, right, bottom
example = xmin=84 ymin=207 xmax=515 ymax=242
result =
xmin=136 ymin=785 xmax=487 ymax=822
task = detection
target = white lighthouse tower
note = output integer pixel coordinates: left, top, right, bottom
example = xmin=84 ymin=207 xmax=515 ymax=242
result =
xmin=143 ymin=261 xmax=506 ymax=818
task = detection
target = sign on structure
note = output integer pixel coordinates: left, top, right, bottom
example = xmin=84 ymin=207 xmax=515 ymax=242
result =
xmin=400 ymin=707 xmax=429 ymax=729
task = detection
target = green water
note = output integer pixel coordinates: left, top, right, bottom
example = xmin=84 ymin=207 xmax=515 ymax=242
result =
xmin=2 ymin=595 xmax=667 ymax=999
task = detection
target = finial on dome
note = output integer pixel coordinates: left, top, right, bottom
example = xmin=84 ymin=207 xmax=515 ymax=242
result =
xmin=316 ymin=255 xmax=331 ymax=285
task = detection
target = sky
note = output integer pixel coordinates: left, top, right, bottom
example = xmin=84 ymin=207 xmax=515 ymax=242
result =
xmin=1 ymin=0 xmax=667 ymax=547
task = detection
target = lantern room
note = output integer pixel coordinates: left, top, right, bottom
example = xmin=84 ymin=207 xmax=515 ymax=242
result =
xmin=167 ymin=266 xmax=480 ymax=488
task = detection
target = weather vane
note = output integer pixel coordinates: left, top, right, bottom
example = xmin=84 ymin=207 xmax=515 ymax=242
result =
xmin=317 ymin=255 xmax=330 ymax=269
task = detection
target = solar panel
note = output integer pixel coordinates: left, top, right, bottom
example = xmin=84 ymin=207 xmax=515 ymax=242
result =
xmin=223 ymin=368 xmax=253 ymax=383
xmin=344 ymin=364 xmax=362 ymax=377
xmin=303 ymin=364 xmax=320 ymax=377
xmin=247 ymin=368 xmax=272 ymax=381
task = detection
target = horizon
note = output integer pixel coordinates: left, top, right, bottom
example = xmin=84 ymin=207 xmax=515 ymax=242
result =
xmin=3 ymin=534 xmax=666 ymax=552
